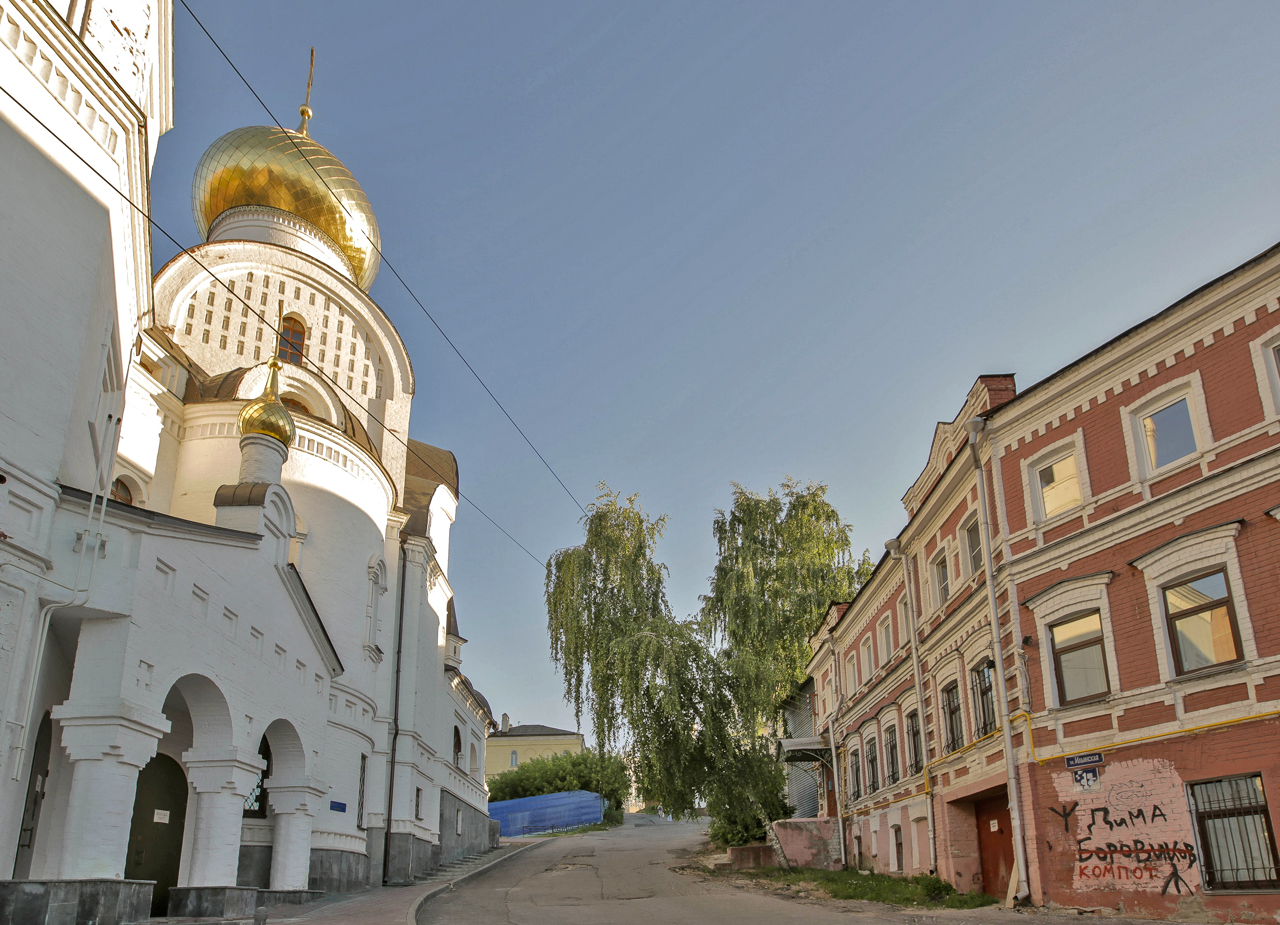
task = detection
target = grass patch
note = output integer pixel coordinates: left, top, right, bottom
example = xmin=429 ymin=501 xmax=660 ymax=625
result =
xmin=739 ymin=867 xmax=999 ymax=909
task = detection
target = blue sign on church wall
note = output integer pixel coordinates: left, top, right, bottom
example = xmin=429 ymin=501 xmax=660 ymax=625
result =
xmin=330 ymin=801 xmax=347 ymax=812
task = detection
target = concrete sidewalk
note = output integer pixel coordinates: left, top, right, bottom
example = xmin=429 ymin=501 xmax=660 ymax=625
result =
xmin=260 ymin=841 xmax=543 ymax=924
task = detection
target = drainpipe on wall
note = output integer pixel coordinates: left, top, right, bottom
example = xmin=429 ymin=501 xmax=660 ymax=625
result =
xmin=886 ymin=538 xmax=938 ymax=875
xmin=824 ymin=631 xmax=848 ymax=869
xmin=382 ymin=535 xmax=409 ymax=884
xmin=965 ymin=418 xmax=1031 ymax=904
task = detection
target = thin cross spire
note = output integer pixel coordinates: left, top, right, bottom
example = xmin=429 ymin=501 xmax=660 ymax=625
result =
xmin=297 ymin=47 xmax=315 ymax=135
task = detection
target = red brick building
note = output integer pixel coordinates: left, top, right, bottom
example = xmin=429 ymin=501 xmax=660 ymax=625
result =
xmin=802 ymin=239 xmax=1280 ymax=918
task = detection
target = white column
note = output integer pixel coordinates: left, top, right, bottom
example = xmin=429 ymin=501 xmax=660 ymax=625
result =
xmin=183 ymin=748 xmax=265 ymax=886
xmin=51 ymin=703 xmax=169 ymax=879
xmin=266 ymin=779 xmax=326 ymax=890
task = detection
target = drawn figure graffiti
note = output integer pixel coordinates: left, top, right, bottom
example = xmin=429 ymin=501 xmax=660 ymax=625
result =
xmin=1051 ymin=758 xmax=1200 ymax=894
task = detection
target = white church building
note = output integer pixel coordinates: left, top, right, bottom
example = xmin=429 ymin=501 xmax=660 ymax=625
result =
xmin=0 ymin=1 xmax=496 ymax=920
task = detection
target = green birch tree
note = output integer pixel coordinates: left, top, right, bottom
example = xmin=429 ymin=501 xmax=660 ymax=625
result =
xmin=545 ymin=481 xmax=871 ymax=845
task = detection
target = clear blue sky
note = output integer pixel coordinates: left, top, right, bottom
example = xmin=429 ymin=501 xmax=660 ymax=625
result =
xmin=151 ymin=1 xmax=1280 ymax=739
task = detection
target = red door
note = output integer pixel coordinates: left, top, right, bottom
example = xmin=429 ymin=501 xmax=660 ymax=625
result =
xmin=975 ymin=795 xmax=1014 ymax=898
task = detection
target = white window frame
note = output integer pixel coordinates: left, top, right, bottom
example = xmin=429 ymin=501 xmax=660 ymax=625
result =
xmin=1019 ymin=430 xmax=1092 ymax=527
xmin=962 ymin=515 xmax=983 ymax=578
xmin=1248 ymin=325 xmax=1280 ymax=424
xmin=899 ymin=599 xmax=912 ymax=650
xmin=1023 ymin=571 xmax=1120 ymax=710
xmin=1133 ymin=522 xmax=1255 ymax=685
xmin=932 ymin=548 xmax=950 ymax=609
xmin=1120 ymin=373 xmax=1212 ymax=485
xmin=847 ymin=652 xmax=860 ymax=692
xmin=862 ymin=637 xmax=874 ymax=684
xmin=878 ymin=617 xmax=893 ymax=665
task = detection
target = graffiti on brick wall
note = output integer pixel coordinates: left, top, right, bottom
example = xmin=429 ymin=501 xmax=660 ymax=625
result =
xmin=1050 ymin=758 xmax=1198 ymax=894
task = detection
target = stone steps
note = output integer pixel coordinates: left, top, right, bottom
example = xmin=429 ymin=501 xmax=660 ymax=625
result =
xmin=413 ymin=850 xmax=500 ymax=884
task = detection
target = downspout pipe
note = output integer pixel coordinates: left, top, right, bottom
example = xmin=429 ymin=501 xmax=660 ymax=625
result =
xmin=824 ymin=631 xmax=848 ymax=869
xmin=965 ymin=418 xmax=1031 ymax=904
xmin=886 ymin=538 xmax=937 ymax=875
xmin=382 ymin=535 xmax=409 ymax=885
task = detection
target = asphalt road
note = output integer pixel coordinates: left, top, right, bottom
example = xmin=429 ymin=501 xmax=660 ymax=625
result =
xmin=419 ymin=814 xmax=866 ymax=925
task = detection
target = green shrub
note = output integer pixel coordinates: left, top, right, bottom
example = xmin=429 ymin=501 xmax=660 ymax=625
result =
xmin=911 ymin=873 xmax=955 ymax=902
xmin=487 ymin=749 xmax=630 ymax=815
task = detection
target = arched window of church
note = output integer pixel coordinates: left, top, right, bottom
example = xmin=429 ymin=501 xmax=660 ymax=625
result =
xmin=453 ymin=726 xmax=463 ymax=768
xmin=510 ymin=750 xmax=518 ymax=767
xmin=277 ymin=316 xmax=306 ymax=366
xmin=281 ymin=397 xmax=309 ymax=415
xmin=109 ymin=478 xmax=133 ymax=505
xmin=470 ymin=743 xmax=479 ymax=778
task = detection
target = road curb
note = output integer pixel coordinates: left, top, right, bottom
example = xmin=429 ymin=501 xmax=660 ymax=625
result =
xmin=406 ymin=840 xmax=546 ymax=925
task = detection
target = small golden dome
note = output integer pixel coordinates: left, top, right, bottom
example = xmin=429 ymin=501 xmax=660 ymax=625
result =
xmin=238 ymin=357 xmax=297 ymax=445
xmin=192 ymin=121 xmax=381 ymax=289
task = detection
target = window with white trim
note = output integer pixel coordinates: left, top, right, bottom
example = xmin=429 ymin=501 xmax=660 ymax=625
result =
xmin=965 ymin=519 xmax=983 ymax=575
xmin=879 ymin=618 xmax=893 ymax=664
xmin=862 ymin=638 xmax=873 ymax=684
xmin=933 ymin=554 xmax=950 ymax=607
xmin=1141 ymin=397 xmax=1198 ymax=471
xmin=1133 ymin=522 xmax=1252 ymax=685
xmin=1163 ymin=570 xmax=1241 ymax=675
xmin=1049 ymin=611 xmax=1109 ymax=704
xmin=1037 ymin=453 xmax=1081 ymax=519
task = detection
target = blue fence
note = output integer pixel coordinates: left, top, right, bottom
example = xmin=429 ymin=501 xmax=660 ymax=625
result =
xmin=487 ymin=790 xmax=604 ymax=837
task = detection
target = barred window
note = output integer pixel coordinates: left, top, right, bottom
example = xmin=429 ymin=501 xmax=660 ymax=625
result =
xmin=906 ymin=710 xmax=923 ymax=774
xmin=1190 ymin=775 xmax=1280 ymax=891
xmin=848 ymin=749 xmax=861 ymax=800
xmin=884 ymin=726 xmax=900 ymax=785
xmin=942 ymin=682 xmax=964 ymax=753
xmin=866 ymin=738 xmax=879 ymax=793
xmin=971 ymin=661 xmax=997 ymax=737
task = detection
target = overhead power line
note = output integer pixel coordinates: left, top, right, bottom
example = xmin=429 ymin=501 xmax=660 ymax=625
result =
xmin=176 ymin=0 xmax=588 ymax=517
xmin=0 ymin=83 xmax=545 ymax=568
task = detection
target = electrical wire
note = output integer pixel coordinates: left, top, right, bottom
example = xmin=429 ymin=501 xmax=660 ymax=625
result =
xmin=176 ymin=0 xmax=588 ymax=517
xmin=0 ymin=82 xmax=546 ymax=568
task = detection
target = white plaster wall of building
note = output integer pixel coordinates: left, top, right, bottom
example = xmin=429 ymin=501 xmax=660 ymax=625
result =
xmin=1 ymin=2 xmax=499 ymax=910
xmin=0 ymin=0 xmax=173 ymax=891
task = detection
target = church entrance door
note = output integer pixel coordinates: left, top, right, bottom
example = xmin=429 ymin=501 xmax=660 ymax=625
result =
xmin=124 ymin=753 xmax=189 ymax=916
xmin=11 ymin=712 xmax=52 ymax=878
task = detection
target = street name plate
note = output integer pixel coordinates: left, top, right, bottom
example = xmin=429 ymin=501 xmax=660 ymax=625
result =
xmin=1065 ymin=752 xmax=1104 ymax=770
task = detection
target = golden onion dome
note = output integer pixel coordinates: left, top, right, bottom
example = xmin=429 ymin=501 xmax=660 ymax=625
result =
xmin=238 ymin=357 xmax=296 ymax=446
xmin=192 ymin=115 xmax=381 ymax=290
